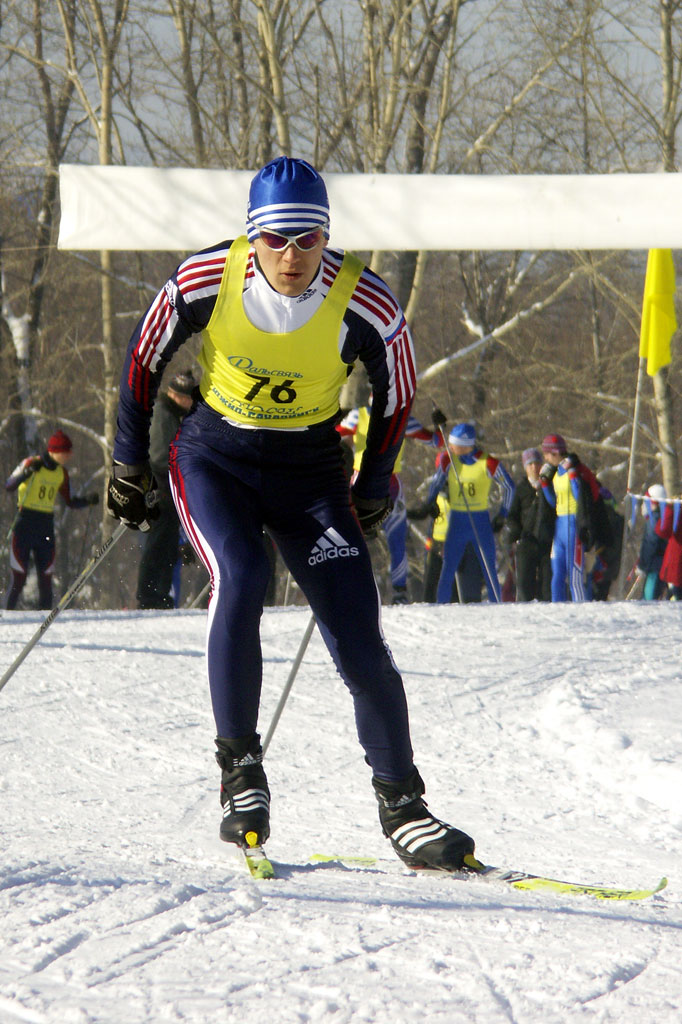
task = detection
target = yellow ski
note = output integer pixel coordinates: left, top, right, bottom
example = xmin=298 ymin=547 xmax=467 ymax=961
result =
xmin=462 ymin=856 xmax=667 ymax=901
xmin=242 ymin=831 xmax=275 ymax=879
xmin=310 ymin=853 xmax=667 ymax=901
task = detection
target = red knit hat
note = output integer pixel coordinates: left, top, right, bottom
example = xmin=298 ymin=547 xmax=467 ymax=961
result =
xmin=541 ymin=433 xmax=567 ymax=456
xmin=47 ymin=429 xmax=73 ymax=453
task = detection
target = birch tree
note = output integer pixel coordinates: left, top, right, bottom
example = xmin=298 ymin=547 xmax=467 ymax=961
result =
xmin=588 ymin=0 xmax=681 ymax=493
xmin=0 ymin=0 xmax=78 ymax=453
xmin=653 ymin=0 xmax=681 ymax=495
xmin=55 ymin=0 xmax=132 ymax=540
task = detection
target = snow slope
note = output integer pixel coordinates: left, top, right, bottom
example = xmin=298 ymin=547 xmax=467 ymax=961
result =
xmin=1 ymin=602 xmax=680 ymax=1024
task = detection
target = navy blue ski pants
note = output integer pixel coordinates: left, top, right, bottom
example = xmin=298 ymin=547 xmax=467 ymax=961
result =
xmin=6 ymin=510 xmax=55 ymax=609
xmin=169 ymin=401 xmax=414 ymax=780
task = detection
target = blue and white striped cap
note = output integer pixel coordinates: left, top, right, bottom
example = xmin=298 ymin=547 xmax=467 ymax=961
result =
xmin=246 ymin=156 xmax=330 ymax=242
xmin=448 ymin=422 xmax=477 ymax=446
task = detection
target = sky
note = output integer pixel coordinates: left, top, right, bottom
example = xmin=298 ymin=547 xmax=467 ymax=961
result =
xmin=1 ymin=601 xmax=680 ymax=1023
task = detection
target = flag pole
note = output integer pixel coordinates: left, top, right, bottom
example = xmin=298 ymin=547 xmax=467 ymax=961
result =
xmin=616 ymin=356 xmax=647 ymax=597
xmin=616 ymin=248 xmax=676 ymax=597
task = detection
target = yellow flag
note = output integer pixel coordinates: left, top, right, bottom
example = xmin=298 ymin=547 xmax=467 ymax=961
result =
xmin=639 ymin=249 xmax=677 ymax=376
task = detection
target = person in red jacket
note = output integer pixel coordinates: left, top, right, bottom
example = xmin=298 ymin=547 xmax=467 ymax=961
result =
xmin=655 ymin=497 xmax=682 ymax=600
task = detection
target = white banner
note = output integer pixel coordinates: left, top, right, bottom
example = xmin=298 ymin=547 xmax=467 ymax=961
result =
xmin=58 ymin=165 xmax=682 ymax=252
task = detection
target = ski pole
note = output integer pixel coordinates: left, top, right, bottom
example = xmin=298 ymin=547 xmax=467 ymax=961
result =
xmin=435 ymin=422 xmax=501 ymax=603
xmin=188 ymin=578 xmax=211 ymax=609
xmin=0 ymin=522 xmax=127 ymax=696
xmin=262 ymin=613 xmax=316 ymax=754
xmin=625 ymin=573 xmax=644 ymax=600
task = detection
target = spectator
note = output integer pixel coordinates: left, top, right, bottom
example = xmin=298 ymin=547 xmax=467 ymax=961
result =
xmin=635 ymin=484 xmax=668 ymax=600
xmin=137 ymin=370 xmax=197 ymax=609
xmin=589 ymin=484 xmax=624 ymax=601
xmin=4 ymin=430 xmax=98 ymax=609
xmin=505 ymin=447 xmax=554 ymax=601
xmin=338 ymin=400 xmax=445 ymax=603
xmin=425 ymin=422 xmax=514 ymax=603
xmin=655 ymin=493 xmax=682 ymax=600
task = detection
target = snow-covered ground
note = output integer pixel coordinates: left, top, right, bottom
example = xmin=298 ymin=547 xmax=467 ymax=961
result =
xmin=1 ymin=601 xmax=680 ymax=1024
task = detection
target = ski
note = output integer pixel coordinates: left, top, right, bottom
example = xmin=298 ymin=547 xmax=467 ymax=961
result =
xmin=237 ymin=831 xmax=276 ymax=879
xmin=309 ymin=854 xmax=667 ymax=901
xmin=461 ymin=855 xmax=667 ymax=901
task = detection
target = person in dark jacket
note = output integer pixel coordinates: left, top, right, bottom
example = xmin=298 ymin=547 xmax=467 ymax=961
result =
xmin=136 ymin=370 xmax=196 ymax=608
xmin=5 ymin=430 xmax=98 ymax=609
xmin=505 ymin=447 xmax=555 ymax=601
xmin=589 ymin=484 xmax=624 ymax=601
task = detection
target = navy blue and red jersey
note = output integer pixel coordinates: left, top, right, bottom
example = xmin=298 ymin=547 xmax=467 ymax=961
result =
xmin=114 ymin=240 xmax=417 ymax=501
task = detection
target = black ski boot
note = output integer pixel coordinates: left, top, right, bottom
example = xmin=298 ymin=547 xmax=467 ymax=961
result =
xmin=215 ymin=733 xmax=270 ymax=847
xmin=372 ymin=769 xmax=474 ymax=871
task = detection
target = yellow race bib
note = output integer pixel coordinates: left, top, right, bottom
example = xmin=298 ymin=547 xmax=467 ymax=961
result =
xmin=199 ymin=236 xmax=363 ymax=427
xmin=17 ymin=464 xmax=65 ymax=513
xmin=446 ymin=456 xmax=491 ymax=512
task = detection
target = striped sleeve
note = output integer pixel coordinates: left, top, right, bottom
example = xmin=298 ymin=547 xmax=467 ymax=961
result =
xmin=488 ymin=456 xmax=515 ymax=516
xmin=114 ymin=242 xmax=231 ymax=464
xmin=5 ymin=459 xmax=32 ymax=492
xmin=426 ymin=458 xmax=449 ymax=505
xmin=335 ymin=255 xmax=417 ymax=499
xmin=404 ymin=414 xmax=440 ymax=446
xmin=336 ymin=407 xmax=360 ymax=437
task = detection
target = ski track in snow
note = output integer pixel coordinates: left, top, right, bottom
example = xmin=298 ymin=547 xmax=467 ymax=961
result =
xmin=0 ymin=603 xmax=680 ymax=1024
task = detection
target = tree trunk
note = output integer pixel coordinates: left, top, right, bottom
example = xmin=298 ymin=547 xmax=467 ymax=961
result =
xmin=655 ymin=0 xmax=680 ymax=494
xmin=653 ymin=366 xmax=680 ymax=494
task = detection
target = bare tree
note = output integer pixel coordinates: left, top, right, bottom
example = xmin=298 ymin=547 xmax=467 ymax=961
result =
xmin=55 ymin=0 xmax=133 ymax=545
xmin=2 ymin=0 xmax=681 ymax=606
xmin=0 ymin=0 xmax=78 ymax=451
xmin=654 ymin=0 xmax=681 ymax=494
xmin=586 ymin=0 xmax=681 ymax=493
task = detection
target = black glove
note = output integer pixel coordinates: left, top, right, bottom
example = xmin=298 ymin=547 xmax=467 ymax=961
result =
xmin=85 ymin=492 xmax=100 ymax=506
xmin=351 ymin=492 xmax=393 ymax=535
xmin=491 ymin=512 xmax=506 ymax=533
xmin=407 ymin=501 xmax=440 ymax=520
xmin=539 ymin=462 xmax=555 ymax=482
xmin=21 ymin=455 xmax=43 ymax=478
xmin=431 ymin=407 xmax=447 ymax=429
xmin=563 ymin=453 xmax=580 ymax=469
xmin=107 ymin=461 xmax=159 ymax=532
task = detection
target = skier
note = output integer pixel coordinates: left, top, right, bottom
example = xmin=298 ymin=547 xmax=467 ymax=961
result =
xmin=106 ymin=156 xmax=475 ymax=871
xmin=5 ymin=430 xmax=99 ymax=609
xmin=423 ymin=422 xmax=514 ymax=603
xmin=337 ymin=399 xmax=446 ymax=603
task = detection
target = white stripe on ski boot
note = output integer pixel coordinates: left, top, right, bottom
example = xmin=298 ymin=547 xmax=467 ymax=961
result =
xmin=222 ymin=787 xmax=270 ymax=819
xmin=390 ymin=818 xmax=449 ymax=855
